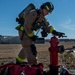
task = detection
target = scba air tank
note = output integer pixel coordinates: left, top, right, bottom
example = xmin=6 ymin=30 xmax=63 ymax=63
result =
xmin=19 ymin=3 xmax=36 ymax=19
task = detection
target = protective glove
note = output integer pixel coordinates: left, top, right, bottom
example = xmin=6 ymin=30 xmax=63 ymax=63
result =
xmin=41 ymin=31 xmax=48 ymax=37
xmin=30 ymin=35 xmax=38 ymax=41
xmin=52 ymin=30 xmax=65 ymax=38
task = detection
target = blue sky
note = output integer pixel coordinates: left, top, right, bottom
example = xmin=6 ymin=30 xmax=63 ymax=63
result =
xmin=0 ymin=0 xmax=75 ymax=39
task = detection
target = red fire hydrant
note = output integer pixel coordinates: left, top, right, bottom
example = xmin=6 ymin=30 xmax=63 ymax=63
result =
xmin=48 ymin=36 xmax=59 ymax=75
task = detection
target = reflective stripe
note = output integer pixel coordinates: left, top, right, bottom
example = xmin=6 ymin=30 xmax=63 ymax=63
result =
xmin=46 ymin=5 xmax=50 ymax=11
xmin=16 ymin=56 xmax=25 ymax=63
xmin=17 ymin=24 xmax=24 ymax=31
xmin=23 ymin=16 xmax=26 ymax=19
xmin=28 ymin=32 xmax=34 ymax=37
xmin=50 ymin=27 xmax=55 ymax=33
xmin=20 ymin=26 xmax=24 ymax=31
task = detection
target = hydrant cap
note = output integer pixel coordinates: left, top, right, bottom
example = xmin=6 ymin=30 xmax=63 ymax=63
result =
xmin=50 ymin=36 xmax=59 ymax=43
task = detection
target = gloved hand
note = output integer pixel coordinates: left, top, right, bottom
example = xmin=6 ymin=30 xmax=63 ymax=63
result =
xmin=41 ymin=31 xmax=48 ymax=37
xmin=52 ymin=30 xmax=65 ymax=38
xmin=30 ymin=35 xmax=38 ymax=41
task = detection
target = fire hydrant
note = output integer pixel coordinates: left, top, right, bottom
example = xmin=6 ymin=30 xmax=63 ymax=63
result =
xmin=48 ymin=36 xmax=59 ymax=75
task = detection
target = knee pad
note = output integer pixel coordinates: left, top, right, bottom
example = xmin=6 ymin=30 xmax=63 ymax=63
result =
xmin=30 ymin=44 xmax=37 ymax=56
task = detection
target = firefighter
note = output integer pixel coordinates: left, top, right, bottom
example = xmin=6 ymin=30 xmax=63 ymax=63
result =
xmin=16 ymin=2 xmax=65 ymax=65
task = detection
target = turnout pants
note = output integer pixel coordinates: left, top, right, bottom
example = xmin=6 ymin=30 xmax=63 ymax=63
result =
xmin=17 ymin=31 xmax=37 ymax=64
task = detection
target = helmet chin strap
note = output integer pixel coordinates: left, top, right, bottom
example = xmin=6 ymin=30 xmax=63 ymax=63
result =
xmin=40 ymin=8 xmax=44 ymax=16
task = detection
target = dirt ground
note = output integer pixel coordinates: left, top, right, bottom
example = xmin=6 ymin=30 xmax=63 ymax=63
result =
xmin=0 ymin=41 xmax=75 ymax=70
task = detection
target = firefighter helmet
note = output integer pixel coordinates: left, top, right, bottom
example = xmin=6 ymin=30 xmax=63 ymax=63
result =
xmin=40 ymin=2 xmax=54 ymax=13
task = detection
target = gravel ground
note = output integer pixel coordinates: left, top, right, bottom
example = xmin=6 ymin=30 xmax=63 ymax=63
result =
xmin=0 ymin=42 xmax=75 ymax=70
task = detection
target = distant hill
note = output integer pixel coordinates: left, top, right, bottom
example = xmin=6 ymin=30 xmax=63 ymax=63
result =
xmin=0 ymin=35 xmax=75 ymax=44
xmin=0 ymin=36 xmax=21 ymax=44
xmin=0 ymin=36 xmax=45 ymax=44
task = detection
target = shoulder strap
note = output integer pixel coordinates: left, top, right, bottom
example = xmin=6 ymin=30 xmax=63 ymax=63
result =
xmin=32 ymin=9 xmax=40 ymax=25
xmin=36 ymin=9 xmax=41 ymax=17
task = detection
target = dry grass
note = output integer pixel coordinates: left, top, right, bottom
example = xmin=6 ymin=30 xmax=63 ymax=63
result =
xmin=0 ymin=41 xmax=75 ymax=69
